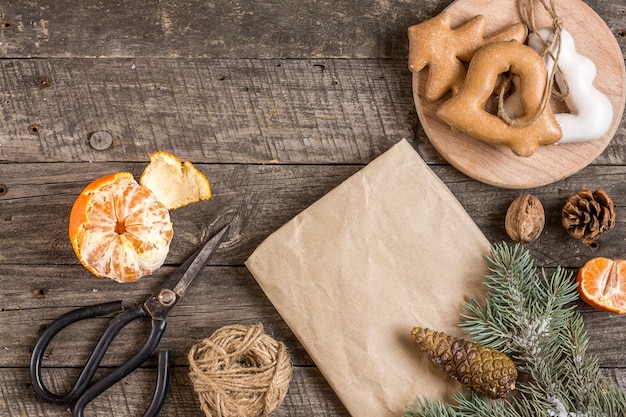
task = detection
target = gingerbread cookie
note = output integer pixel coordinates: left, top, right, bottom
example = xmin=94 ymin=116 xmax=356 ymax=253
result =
xmin=436 ymin=40 xmax=562 ymax=157
xmin=408 ymin=12 xmax=527 ymax=101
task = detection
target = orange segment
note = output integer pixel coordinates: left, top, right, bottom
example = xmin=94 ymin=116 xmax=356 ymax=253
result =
xmin=139 ymin=152 xmax=212 ymax=210
xmin=577 ymin=257 xmax=626 ymax=314
xmin=69 ymin=172 xmax=173 ymax=283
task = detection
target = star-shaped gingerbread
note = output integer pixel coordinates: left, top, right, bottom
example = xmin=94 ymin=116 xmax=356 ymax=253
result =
xmin=408 ymin=12 xmax=527 ymax=101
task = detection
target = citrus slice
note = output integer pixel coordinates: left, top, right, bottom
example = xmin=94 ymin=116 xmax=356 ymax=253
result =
xmin=577 ymin=257 xmax=626 ymax=314
xmin=69 ymin=172 xmax=173 ymax=283
xmin=139 ymin=152 xmax=212 ymax=210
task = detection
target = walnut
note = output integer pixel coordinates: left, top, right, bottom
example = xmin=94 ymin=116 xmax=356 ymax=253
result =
xmin=562 ymin=188 xmax=615 ymax=249
xmin=505 ymin=194 xmax=545 ymax=243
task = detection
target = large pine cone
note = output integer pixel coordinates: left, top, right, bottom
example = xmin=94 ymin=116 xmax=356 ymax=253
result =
xmin=562 ymin=189 xmax=615 ymax=248
xmin=411 ymin=327 xmax=517 ymax=399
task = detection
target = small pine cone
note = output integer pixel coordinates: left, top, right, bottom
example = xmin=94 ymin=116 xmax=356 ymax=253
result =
xmin=411 ymin=327 xmax=517 ymax=399
xmin=562 ymin=189 xmax=615 ymax=248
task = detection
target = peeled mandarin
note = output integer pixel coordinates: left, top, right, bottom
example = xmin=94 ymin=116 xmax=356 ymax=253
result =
xmin=577 ymin=257 xmax=626 ymax=314
xmin=69 ymin=172 xmax=173 ymax=283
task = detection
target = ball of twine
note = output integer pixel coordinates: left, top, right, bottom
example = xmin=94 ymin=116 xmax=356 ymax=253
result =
xmin=188 ymin=323 xmax=292 ymax=417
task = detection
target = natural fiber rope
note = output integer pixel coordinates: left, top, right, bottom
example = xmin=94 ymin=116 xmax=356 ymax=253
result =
xmin=188 ymin=324 xmax=293 ymax=417
xmin=497 ymin=0 xmax=569 ymax=127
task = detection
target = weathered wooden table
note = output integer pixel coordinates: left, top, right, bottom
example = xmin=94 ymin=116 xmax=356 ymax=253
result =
xmin=1 ymin=0 xmax=624 ymax=416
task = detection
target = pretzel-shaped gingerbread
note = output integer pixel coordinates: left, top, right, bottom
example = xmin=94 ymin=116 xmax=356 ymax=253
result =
xmin=436 ymin=40 xmax=562 ymax=157
xmin=408 ymin=12 xmax=527 ymax=101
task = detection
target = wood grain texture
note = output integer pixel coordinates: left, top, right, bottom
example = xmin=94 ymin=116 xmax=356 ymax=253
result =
xmin=2 ymin=366 xmax=625 ymax=415
xmin=0 ymin=55 xmax=626 ymax=165
xmin=0 ymin=264 xmax=314 ymax=367
xmin=2 ymin=161 xmax=626 ymax=267
xmin=1 ymin=0 xmax=625 ymax=414
xmin=0 ymin=58 xmax=417 ymax=164
xmin=0 ymin=0 xmax=622 ymax=59
xmin=0 ymin=367 xmax=349 ymax=416
xmin=0 ymin=0 xmax=441 ymax=60
xmin=1 ymin=56 xmax=623 ymax=165
xmin=2 ymin=264 xmax=625 ymax=369
xmin=0 ymin=162 xmax=361 ymax=265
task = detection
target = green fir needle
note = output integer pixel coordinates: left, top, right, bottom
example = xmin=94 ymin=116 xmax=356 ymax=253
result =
xmin=404 ymin=243 xmax=626 ymax=417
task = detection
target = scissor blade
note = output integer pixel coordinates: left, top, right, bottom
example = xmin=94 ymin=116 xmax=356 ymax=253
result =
xmin=144 ymin=224 xmax=230 ymax=319
xmin=172 ymin=224 xmax=230 ymax=297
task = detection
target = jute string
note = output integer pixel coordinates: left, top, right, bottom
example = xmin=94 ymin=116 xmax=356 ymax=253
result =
xmin=188 ymin=324 xmax=293 ymax=417
xmin=497 ymin=0 xmax=569 ymax=126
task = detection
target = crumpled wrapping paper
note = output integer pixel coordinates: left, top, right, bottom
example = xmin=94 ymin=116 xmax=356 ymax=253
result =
xmin=245 ymin=139 xmax=491 ymax=416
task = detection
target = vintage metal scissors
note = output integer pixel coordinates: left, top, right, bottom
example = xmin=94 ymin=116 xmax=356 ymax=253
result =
xmin=29 ymin=225 xmax=230 ymax=417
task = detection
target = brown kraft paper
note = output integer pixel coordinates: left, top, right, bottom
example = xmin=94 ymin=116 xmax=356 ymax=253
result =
xmin=245 ymin=139 xmax=492 ymax=416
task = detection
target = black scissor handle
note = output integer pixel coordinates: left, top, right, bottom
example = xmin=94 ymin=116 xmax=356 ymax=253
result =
xmin=29 ymin=301 xmax=170 ymax=417
xmin=72 ymin=318 xmax=168 ymax=417
xmin=30 ymin=300 xmax=127 ymax=404
xmin=142 ymin=350 xmax=171 ymax=417
xmin=71 ymin=350 xmax=170 ymax=417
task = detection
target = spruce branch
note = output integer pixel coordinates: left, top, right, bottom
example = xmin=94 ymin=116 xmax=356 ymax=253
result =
xmin=404 ymin=243 xmax=626 ymax=417
xmin=406 ymin=393 xmax=520 ymax=417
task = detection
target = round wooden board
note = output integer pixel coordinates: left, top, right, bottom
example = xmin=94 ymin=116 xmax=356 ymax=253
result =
xmin=412 ymin=0 xmax=626 ymax=189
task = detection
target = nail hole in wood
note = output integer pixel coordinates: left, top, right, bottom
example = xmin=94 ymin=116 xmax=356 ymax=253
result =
xmin=0 ymin=184 xmax=7 ymax=196
xmin=1 ymin=21 xmax=11 ymax=30
xmin=89 ymin=131 xmax=113 ymax=150
xmin=28 ymin=123 xmax=41 ymax=135
xmin=32 ymin=288 xmax=48 ymax=298
xmin=35 ymin=76 xmax=53 ymax=89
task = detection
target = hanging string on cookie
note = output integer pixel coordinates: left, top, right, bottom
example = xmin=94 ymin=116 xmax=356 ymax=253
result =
xmin=497 ymin=0 xmax=569 ymax=127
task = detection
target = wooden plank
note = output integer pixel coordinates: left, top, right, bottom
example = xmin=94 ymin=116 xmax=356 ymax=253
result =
xmin=0 ymin=264 xmax=315 ymax=368
xmin=0 ymin=0 xmax=438 ymax=59
xmin=0 ymin=366 xmax=350 ymax=417
xmin=580 ymin=304 xmax=626 ymax=368
xmin=0 ymin=58 xmax=419 ymax=164
xmin=0 ymin=57 xmax=624 ymax=165
xmin=2 ymin=161 xmax=626 ymax=268
xmin=0 ymin=0 xmax=622 ymax=59
xmin=0 ymin=162 xmax=360 ymax=265
xmin=2 ymin=263 xmax=625 ymax=369
xmin=2 ymin=365 xmax=625 ymax=416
